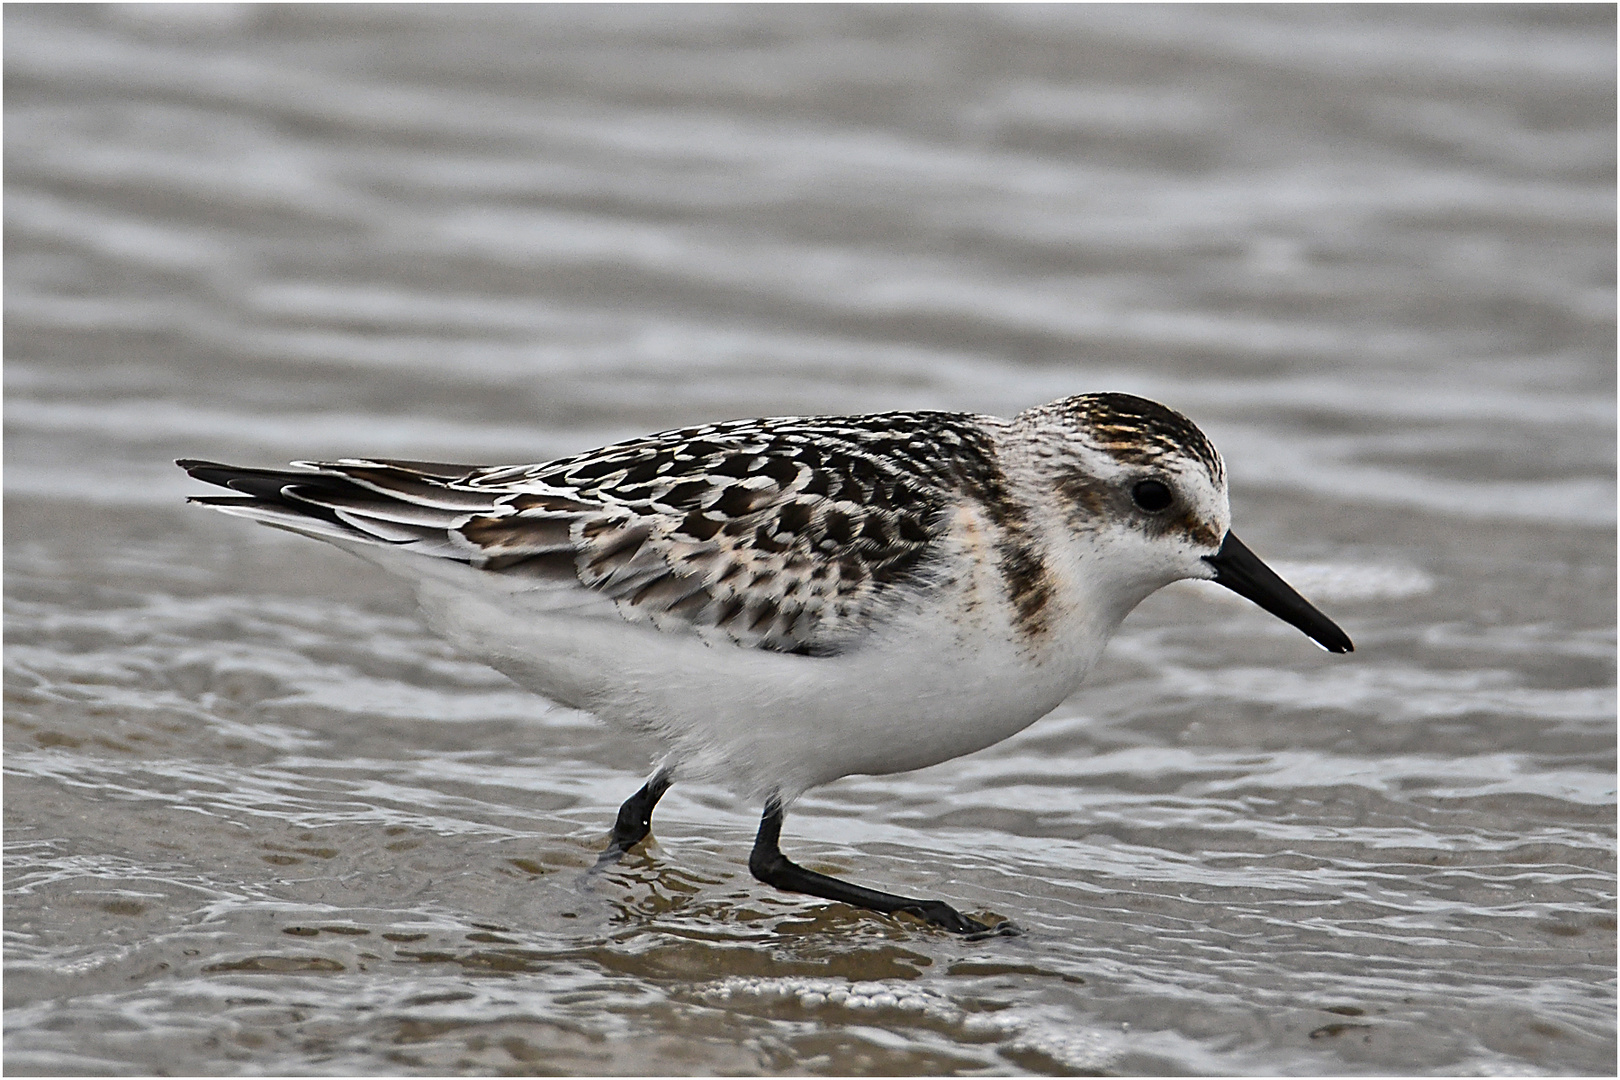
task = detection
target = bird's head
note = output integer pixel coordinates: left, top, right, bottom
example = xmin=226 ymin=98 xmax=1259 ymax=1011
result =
xmin=1019 ymin=393 xmax=1352 ymax=654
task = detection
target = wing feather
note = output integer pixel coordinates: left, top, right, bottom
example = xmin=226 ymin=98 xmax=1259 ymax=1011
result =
xmin=179 ymin=411 xmax=997 ymax=656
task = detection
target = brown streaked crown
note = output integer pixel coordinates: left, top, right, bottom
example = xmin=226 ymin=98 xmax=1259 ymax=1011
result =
xmin=1044 ymin=393 xmax=1225 ymax=486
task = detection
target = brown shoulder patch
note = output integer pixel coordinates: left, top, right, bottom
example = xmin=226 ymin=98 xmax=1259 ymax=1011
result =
xmin=944 ymin=431 xmax=1052 ymax=640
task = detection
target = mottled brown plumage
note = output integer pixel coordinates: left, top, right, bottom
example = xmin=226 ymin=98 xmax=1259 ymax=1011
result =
xmin=183 ymin=410 xmax=1057 ymax=655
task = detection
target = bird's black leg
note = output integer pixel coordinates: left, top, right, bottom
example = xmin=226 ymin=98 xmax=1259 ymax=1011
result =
xmin=596 ymin=771 xmax=672 ymax=865
xmin=748 ymin=796 xmax=1018 ymax=936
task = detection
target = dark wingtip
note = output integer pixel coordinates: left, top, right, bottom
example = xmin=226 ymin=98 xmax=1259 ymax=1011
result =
xmin=177 ymin=459 xmax=242 ymax=485
xmin=177 ymin=459 xmax=320 ymax=500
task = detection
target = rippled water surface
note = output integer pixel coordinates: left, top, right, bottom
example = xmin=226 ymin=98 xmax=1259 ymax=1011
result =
xmin=5 ymin=5 xmax=1615 ymax=1076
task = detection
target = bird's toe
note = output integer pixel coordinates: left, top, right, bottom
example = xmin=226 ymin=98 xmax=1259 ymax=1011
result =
xmin=963 ymin=919 xmax=1023 ymax=941
xmin=897 ymin=901 xmax=1008 ymax=936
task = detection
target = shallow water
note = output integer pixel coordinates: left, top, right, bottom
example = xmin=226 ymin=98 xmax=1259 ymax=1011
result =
xmin=4 ymin=5 xmax=1614 ymax=1076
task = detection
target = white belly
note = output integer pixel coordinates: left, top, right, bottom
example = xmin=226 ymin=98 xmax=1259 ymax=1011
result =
xmin=413 ymin=572 xmax=1115 ymax=803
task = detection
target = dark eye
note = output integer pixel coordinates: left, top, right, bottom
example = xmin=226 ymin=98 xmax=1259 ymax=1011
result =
xmin=1131 ymin=479 xmax=1173 ymax=512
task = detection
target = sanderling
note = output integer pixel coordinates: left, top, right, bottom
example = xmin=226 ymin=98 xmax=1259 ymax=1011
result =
xmin=179 ymin=393 xmax=1350 ymax=935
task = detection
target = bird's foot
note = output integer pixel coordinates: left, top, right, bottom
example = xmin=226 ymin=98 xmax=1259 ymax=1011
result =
xmin=964 ymin=919 xmax=1023 ymax=941
xmin=589 ymin=772 xmax=673 ymax=875
xmin=896 ymin=900 xmax=1022 ymax=938
xmin=590 ymin=841 xmax=631 ymax=871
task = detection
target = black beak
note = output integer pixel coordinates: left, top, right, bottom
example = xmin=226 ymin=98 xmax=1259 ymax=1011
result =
xmin=1202 ymin=532 xmax=1353 ymax=654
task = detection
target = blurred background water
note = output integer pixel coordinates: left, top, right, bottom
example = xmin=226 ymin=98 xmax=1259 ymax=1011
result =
xmin=4 ymin=4 xmax=1614 ymax=1075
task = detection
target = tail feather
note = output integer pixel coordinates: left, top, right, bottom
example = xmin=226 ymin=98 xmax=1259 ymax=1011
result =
xmin=282 ymin=484 xmax=468 ymax=530
xmin=331 ymin=458 xmax=483 ymax=480
xmin=177 ymin=458 xmax=493 ymax=558
xmin=294 ymin=460 xmax=502 ymax=511
xmin=187 ymin=495 xmax=373 ymax=546
xmin=178 ymin=457 xmax=630 ymax=619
